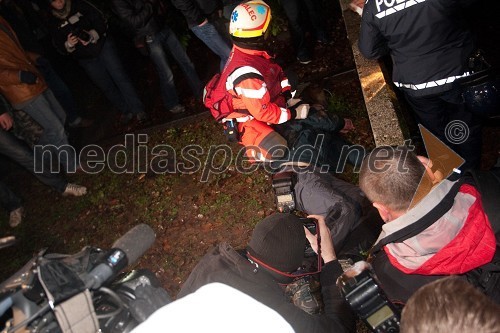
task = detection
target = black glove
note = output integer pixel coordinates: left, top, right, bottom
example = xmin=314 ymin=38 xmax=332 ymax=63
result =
xmin=19 ymin=71 xmax=37 ymax=85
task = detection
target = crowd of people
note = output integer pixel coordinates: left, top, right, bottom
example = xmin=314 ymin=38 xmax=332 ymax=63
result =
xmin=0 ymin=0 xmax=499 ymax=331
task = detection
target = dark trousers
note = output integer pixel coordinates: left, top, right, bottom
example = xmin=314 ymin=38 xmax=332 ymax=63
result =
xmin=404 ymin=88 xmax=482 ymax=171
xmin=0 ymin=181 xmax=21 ymax=213
xmin=281 ymin=0 xmax=326 ymax=58
xmin=36 ymin=56 xmax=81 ymax=125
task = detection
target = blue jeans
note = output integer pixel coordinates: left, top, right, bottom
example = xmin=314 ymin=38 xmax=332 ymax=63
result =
xmin=191 ymin=21 xmax=232 ymax=70
xmin=0 ymin=130 xmax=67 ymax=193
xmin=147 ymin=26 xmax=203 ymax=109
xmin=79 ymin=38 xmax=144 ymax=115
xmin=36 ymin=56 xmax=81 ymax=125
xmin=21 ymin=89 xmax=77 ymax=172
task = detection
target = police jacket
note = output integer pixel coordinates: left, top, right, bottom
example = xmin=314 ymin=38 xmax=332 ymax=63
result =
xmin=178 ymin=243 xmax=355 ymax=333
xmin=48 ymin=0 xmax=107 ymax=59
xmin=0 ymin=16 xmax=46 ymax=106
xmin=171 ymin=0 xmax=222 ymax=27
xmin=110 ymin=0 xmax=161 ymax=43
xmin=359 ymin=0 xmax=476 ymax=97
xmin=370 ymin=179 xmax=495 ymax=303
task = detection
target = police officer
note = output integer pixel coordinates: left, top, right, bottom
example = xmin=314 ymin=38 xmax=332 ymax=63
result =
xmin=359 ymin=0 xmax=482 ymax=171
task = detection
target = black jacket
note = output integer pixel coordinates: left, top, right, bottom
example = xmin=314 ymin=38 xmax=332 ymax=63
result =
xmin=110 ymin=0 xmax=160 ymax=42
xmin=178 ymin=243 xmax=355 ymax=333
xmin=48 ymin=0 xmax=107 ymax=59
xmin=359 ymin=0 xmax=476 ymax=97
xmin=170 ymin=0 xmax=222 ymax=27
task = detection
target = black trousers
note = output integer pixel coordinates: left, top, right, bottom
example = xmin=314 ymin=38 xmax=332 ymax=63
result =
xmin=404 ymin=88 xmax=482 ymax=171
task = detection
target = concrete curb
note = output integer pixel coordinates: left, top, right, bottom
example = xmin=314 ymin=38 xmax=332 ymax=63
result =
xmin=338 ymin=0 xmax=407 ymax=146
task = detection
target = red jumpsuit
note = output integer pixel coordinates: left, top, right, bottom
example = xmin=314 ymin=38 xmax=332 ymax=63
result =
xmin=221 ymin=45 xmax=293 ymax=162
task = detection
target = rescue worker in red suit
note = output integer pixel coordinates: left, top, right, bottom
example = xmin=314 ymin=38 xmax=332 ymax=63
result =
xmin=217 ymin=0 xmax=311 ymax=162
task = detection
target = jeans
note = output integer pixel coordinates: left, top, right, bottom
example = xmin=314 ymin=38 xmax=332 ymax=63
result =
xmin=21 ymin=89 xmax=77 ymax=172
xmin=0 ymin=181 xmax=21 ymax=213
xmin=0 ymin=130 xmax=67 ymax=194
xmin=147 ymin=26 xmax=203 ymax=109
xmin=281 ymin=0 xmax=327 ymax=58
xmin=79 ymin=38 xmax=144 ymax=115
xmin=404 ymin=88 xmax=482 ymax=170
xmin=191 ymin=21 xmax=232 ymax=70
xmin=36 ymin=56 xmax=81 ymax=125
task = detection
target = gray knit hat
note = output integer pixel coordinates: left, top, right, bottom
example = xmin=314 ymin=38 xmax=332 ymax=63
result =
xmin=247 ymin=213 xmax=306 ymax=273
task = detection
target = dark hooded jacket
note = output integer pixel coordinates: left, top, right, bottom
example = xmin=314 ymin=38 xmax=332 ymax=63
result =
xmin=48 ymin=0 xmax=107 ymax=59
xmin=178 ymin=243 xmax=355 ymax=333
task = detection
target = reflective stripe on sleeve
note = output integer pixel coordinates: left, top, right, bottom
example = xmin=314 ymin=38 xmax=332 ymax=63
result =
xmin=234 ymin=85 xmax=267 ymax=98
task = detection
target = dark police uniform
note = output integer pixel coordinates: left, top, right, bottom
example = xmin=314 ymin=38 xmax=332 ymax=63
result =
xmin=359 ymin=0 xmax=481 ymax=170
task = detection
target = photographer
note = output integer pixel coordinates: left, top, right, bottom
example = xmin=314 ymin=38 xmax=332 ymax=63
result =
xmin=177 ymin=213 xmax=355 ymax=333
xmin=46 ymin=0 xmax=147 ymax=123
xmin=358 ymin=146 xmax=497 ymax=303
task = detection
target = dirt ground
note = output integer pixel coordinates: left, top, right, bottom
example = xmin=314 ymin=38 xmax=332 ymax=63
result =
xmin=0 ymin=0 xmax=498 ymax=315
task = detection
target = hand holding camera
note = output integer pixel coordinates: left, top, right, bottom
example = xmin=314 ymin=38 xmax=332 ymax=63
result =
xmin=303 ymin=215 xmax=336 ymax=263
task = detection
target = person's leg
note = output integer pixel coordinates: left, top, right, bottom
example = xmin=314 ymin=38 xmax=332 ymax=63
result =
xmin=0 ymin=181 xmax=21 ymax=213
xmin=99 ymin=38 xmax=145 ymax=115
xmin=0 ymin=130 xmax=67 ymax=193
xmin=404 ymin=90 xmax=481 ymax=170
xmin=191 ymin=22 xmax=232 ymax=70
xmin=161 ymin=27 xmax=203 ymax=98
xmin=281 ymin=0 xmax=310 ymax=62
xmin=79 ymin=56 xmax=131 ymax=115
xmin=22 ymin=91 xmax=77 ymax=172
xmin=36 ymin=56 xmax=81 ymax=125
xmin=302 ymin=0 xmax=329 ymax=42
xmin=148 ymin=29 xmax=180 ymax=110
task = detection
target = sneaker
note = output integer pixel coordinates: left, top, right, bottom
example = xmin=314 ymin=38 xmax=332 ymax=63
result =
xmin=9 ymin=207 xmax=24 ymax=228
xmin=63 ymin=183 xmax=87 ymax=197
xmin=168 ymin=104 xmax=186 ymax=114
xmin=69 ymin=117 xmax=94 ymax=128
xmin=297 ymin=54 xmax=312 ymax=65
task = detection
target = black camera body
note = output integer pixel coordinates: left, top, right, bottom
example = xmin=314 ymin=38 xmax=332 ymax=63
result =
xmin=272 ymin=171 xmax=296 ymax=213
xmin=70 ymin=27 xmax=91 ymax=43
xmin=337 ymin=262 xmax=400 ymax=333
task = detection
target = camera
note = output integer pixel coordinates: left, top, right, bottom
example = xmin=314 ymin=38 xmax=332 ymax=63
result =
xmin=300 ymin=218 xmax=317 ymax=257
xmin=337 ymin=261 xmax=400 ymax=333
xmin=272 ymin=171 xmax=296 ymax=213
xmin=72 ymin=27 xmax=91 ymax=43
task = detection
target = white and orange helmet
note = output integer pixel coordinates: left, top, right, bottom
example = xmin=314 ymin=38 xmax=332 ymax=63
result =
xmin=229 ymin=1 xmax=272 ymax=39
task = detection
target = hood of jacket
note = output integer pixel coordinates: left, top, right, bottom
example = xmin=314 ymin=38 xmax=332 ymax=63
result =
xmin=376 ymin=179 xmax=496 ymax=275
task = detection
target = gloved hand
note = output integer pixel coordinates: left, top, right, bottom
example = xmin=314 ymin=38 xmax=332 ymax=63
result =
xmin=19 ymin=71 xmax=37 ymax=85
xmin=289 ymin=101 xmax=310 ymax=119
